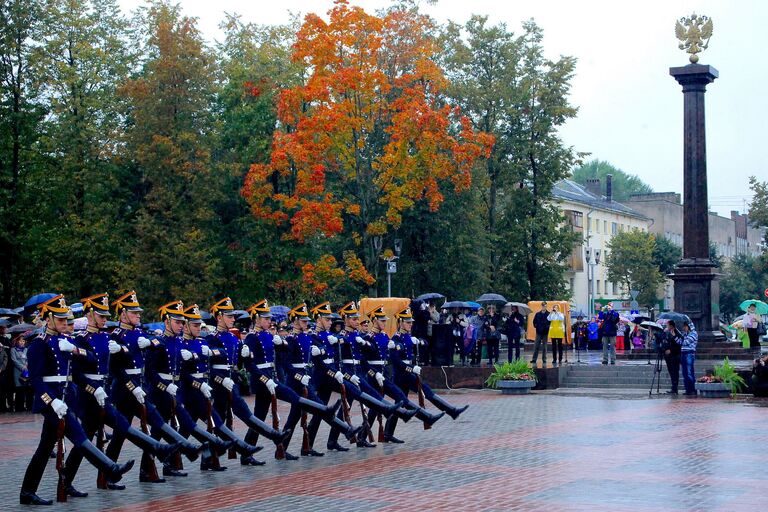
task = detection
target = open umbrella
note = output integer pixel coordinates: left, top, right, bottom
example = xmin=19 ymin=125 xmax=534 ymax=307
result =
xmin=464 ymin=301 xmax=481 ymax=310
xmin=740 ymin=299 xmax=768 ymax=315
xmin=442 ymin=301 xmax=469 ymax=309
xmin=476 ymin=293 xmax=507 ymax=303
xmin=8 ymin=322 xmax=36 ymax=334
xmin=505 ymin=302 xmax=531 ymax=315
xmin=657 ymin=311 xmax=691 ymax=325
xmin=23 ymin=293 xmax=58 ymax=318
xmin=640 ymin=320 xmax=664 ymax=331
xmin=0 ymin=307 xmax=21 ymax=319
xmin=630 ymin=315 xmax=652 ymax=324
xmin=416 ymin=292 xmax=445 ymax=301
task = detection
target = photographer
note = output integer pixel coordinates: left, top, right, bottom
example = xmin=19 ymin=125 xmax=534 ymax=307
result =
xmin=663 ymin=320 xmax=683 ymax=395
xmin=679 ymin=321 xmax=698 ymax=396
xmin=752 ymin=354 xmax=768 ymax=397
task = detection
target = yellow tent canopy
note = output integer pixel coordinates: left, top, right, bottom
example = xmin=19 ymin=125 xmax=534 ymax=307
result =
xmin=525 ymin=300 xmax=572 ymax=344
xmin=359 ymin=297 xmax=411 ymax=337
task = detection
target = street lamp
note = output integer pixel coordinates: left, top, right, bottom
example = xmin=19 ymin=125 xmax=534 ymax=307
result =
xmin=385 ymin=238 xmax=402 ymax=297
xmin=585 ymin=247 xmax=601 ymax=315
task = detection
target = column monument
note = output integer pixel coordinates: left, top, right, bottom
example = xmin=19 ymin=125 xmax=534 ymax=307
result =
xmin=669 ymin=13 xmax=724 ymax=340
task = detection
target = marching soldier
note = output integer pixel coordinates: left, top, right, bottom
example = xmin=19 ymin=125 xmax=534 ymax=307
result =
xmin=143 ymin=300 xmax=234 ymax=477
xmin=176 ymin=303 xmax=262 ymax=470
xmin=241 ymin=300 xmax=356 ymax=460
xmin=20 ymin=295 xmax=134 ymax=505
xmin=106 ymin=292 xmax=207 ymax=488
xmin=63 ymin=294 xmax=181 ymax=494
xmin=307 ymin=301 xmax=414 ymax=452
xmin=387 ymin=306 xmax=469 ymax=441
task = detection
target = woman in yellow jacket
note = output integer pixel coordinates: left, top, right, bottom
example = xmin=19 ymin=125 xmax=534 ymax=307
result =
xmin=548 ymin=305 xmax=566 ymax=365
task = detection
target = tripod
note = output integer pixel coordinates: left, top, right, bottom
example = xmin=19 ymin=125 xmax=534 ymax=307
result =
xmin=648 ymin=346 xmax=664 ymax=396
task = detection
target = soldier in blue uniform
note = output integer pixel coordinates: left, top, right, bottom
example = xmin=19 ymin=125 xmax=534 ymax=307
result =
xmin=177 ymin=303 xmax=262 ymax=471
xmin=307 ymin=301 xmax=415 ymax=452
xmin=63 ymin=294 xmax=181 ymax=494
xmin=242 ymin=300 xmax=351 ymax=460
xmin=20 ymin=295 xmax=134 ymax=506
xmin=387 ymin=306 xmax=469 ymax=441
xmin=279 ymin=303 xmax=363 ymax=457
xmin=105 ymin=291 xmax=206 ymax=489
xmin=144 ymin=300 xmax=234 ymax=477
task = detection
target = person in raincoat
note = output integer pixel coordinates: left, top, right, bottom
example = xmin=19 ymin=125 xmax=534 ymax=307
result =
xmin=547 ymin=305 xmax=565 ymax=365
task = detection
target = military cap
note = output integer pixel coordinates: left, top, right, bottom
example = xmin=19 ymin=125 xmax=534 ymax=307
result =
xmin=310 ymin=301 xmax=334 ymax=318
xmin=395 ymin=306 xmax=413 ymax=321
xmin=338 ymin=301 xmax=360 ymax=318
xmin=38 ymin=294 xmax=70 ymax=319
xmin=210 ymin=297 xmax=237 ymax=316
xmin=289 ymin=303 xmax=311 ymax=321
xmin=82 ymin=293 xmax=111 ymax=316
xmin=158 ymin=300 xmax=185 ymax=320
xmin=113 ymin=290 xmax=144 ymax=314
xmin=246 ymin=299 xmax=272 ymax=318
xmin=368 ymin=304 xmax=388 ymax=321
xmin=183 ymin=304 xmax=203 ymax=324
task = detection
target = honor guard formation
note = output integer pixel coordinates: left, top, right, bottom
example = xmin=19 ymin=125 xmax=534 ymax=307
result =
xmin=18 ymin=292 xmax=468 ymax=505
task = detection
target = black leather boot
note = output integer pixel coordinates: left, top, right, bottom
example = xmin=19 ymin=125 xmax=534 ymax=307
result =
xmin=429 ymin=395 xmax=469 ymax=420
xmin=126 ymin=426 xmax=181 ymax=463
xmin=19 ymin=491 xmax=53 ymax=505
xmin=158 ymin=423 xmax=202 ymax=462
xmin=78 ymin=441 xmax=135 ymax=483
xmin=358 ymin=392 xmax=399 ymax=418
xmin=191 ymin=425 xmax=233 ymax=456
xmin=215 ymin=424 xmax=262 ymax=456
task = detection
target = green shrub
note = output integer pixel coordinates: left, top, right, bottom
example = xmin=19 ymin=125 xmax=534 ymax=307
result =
xmin=711 ymin=357 xmax=746 ymax=394
xmin=485 ymin=359 xmax=536 ymax=388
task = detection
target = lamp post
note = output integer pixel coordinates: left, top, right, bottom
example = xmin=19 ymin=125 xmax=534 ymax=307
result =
xmin=585 ymin=247 xmax=601 ymax=316
xmin=386 ymin=239 xmax=402 ymax=297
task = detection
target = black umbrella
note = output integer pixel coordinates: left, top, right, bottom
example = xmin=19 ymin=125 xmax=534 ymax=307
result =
xmin=657 ymin=312 xmax=691 ymax=326
xmin=640 ymin=320 xmax=664 ymax=331
xmin=630 ymin=315 xmax=652 ymax=324
xmin=442 ymin=301 xmax=469 ymax=309
xmin=0 ymin=307 xmax=21 ymax=318
xmin=476 ymin=293 xmax=507 ymax=303
xmin=8 ymin=322 xmax=36 ymax=334
xmin=416 ymin=292 xmax=445 ymax=301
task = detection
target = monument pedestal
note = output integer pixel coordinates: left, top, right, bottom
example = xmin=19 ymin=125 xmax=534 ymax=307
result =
xmin=670 ymin=259 xmax=724 ymax=342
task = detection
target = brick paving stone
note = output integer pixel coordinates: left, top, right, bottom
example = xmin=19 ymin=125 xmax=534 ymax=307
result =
xmin=1 ymin=390 xmax=767 ymax=511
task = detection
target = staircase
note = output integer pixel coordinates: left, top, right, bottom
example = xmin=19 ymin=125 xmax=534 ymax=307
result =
xmin=561 ymin=363 xmax=680 ymax=390
xmin=616 ymin=339 xmax=756 ymax=361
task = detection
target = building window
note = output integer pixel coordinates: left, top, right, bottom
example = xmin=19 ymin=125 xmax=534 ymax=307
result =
xmin=564 ymin=210 xmax=584 ymax=272
xmin=603 ymin=220 xmax=607 ymax=233
xmin=596 ymin=280 xmax=601 ymax=296
xmin=605 ymin=281 xmax=609 ymax=294
xmin=595 ymin=219 xmax=600 ymax=233
xmin=611 ymin=222 xmax=618 ymax=235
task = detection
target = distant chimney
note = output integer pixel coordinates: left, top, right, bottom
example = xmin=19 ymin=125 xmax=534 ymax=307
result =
xmin=606 ymin=174 xmax=613 ymax=202
xmin=585 ymin=178 xmax=601 ymax=197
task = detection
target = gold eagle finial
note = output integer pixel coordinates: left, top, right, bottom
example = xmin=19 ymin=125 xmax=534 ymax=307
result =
xmin=675 ymin=13 xmax=713 ymax=64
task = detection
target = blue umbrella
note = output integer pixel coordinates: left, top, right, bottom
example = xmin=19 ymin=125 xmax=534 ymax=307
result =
xmin=464 ymin=301 xmax=481 ymax=310
xmin=442 ymin=301 xmax=469 ymax=309
xmin=416 ymin=292 xmax=445 ymax=301
xmin=0 ymin=307 xmax=21 ymax=318
xmin=69 ymin=302 xmax=84 ymax=315
xmin=143 ymin=322 xmax=164 ymax=333
xmin=270 ymin=305 xmax=290 ymax=325
xmin=23 ymin=293 xmax=58 ymax=318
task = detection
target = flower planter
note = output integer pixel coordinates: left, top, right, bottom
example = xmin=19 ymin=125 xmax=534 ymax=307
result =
xmin=695 ymin=382 xmax=731 ymax=398
xmin=497 ymin=379 xmax=536 ymax=395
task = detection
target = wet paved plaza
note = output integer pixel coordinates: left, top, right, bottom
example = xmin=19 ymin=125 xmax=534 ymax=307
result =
xmin=1 ymin=390 xmax=766 ymax=511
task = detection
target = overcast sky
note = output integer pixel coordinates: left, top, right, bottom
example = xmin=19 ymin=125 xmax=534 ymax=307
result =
xmin=118 ymin=0 xmax=767 ymax=218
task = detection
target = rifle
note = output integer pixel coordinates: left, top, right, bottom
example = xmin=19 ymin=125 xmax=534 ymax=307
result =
xmin=226 ymin=341 xmax=237 ymax=459
xmin=351 ymin=335 xmax=373 ymax=443
xmin=271 ymin=393 xmax=285 ymax=459
xmin=139 ymin=403 xmax=161 ymax=480
xmin=300 ymin=386 xmax=311 ymax=453
xmin=414 ymin=339 xmax=430 ymax=430
xmin=97 ymin=343 xmax=110 ymax=489
xmin=339 ymin=381 xmax=355 ymax=443
xmin=56 ymin=358 xmax=71 ymax=503
xmin=205 ymin=398 xmax=222 ymax=469
xmin=375 ymin=378 xmax=385 ymax=442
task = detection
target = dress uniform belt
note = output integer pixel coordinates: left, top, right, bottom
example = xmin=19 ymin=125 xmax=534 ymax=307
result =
xmin=42 ymin=375 xmax=72 ymax=383
xmin=322 ymin=358 xmax=334 ymax=364
xmin=367 ymin=360 xmax=387 ymax=366
xmin=291 ymin=363 xmax=308 ymax=369
xmin=125 ymin=368 xmax=142 ymax=375
xmin=190 ymin=372 xmax=206 ymax=379
xmin=256 ymin=362 xmax=274 ymax=369
xmin=157 ymin=372 xmax=179 ymax=382
xmin=211 ymin=364 xmax=234 ymax=370
xmin=83 ymin=373 xmax=105 ymax=381
xmin=342 ymin=359 xmax=360 ymax=365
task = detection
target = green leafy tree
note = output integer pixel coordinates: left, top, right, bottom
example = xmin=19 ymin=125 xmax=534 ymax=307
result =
xmin=441 ymin=18 xmax=579 ymax=300
xmin=748 ymin=176 xmax=768 ymax=245
xmin=719 ymin=254 xmax=768 ymax=321
xmin=653 ymin=235 xmax=682 ymax=275
xmin=605 ymin=229 xmax=664 ymax=307
xmin=572 ymin=159 xmax=653 ymax=202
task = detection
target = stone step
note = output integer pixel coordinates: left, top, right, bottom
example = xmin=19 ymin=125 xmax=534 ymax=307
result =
xmin=563 ymin=377 xmax=672 ymax=385
xmin=559 ymin=383 xmax=667 ymax=389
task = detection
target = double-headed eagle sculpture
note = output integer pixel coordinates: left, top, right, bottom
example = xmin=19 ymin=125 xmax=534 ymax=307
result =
xmin=675 ymin=14 xmax=713 ymax=64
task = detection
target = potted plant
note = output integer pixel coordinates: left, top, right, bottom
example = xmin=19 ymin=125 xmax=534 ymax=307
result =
xmin=695 ymin=357 xmax=746 ymax=398
xmin=485 ymin=359 xmax=537 ymax=395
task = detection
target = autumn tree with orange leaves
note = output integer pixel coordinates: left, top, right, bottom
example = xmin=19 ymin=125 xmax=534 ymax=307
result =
xmin=243 ymin=0 xmax=493 ymax=298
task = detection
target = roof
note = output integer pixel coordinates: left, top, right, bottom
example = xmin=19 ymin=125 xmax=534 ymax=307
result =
xmin=552 ymin=179 xmax=650 ymax=220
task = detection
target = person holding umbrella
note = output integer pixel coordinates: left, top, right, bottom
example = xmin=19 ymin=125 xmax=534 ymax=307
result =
xmin=741 ymin=301 xmax=766 ymax=355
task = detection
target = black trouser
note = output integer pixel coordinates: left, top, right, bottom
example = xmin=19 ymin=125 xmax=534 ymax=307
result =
xmin=747 ymin=328 xmax=760 ymax=348
xmin=507 ymin=334 xmax=521 ymax=362
xmin=470 ymin=339 xmax=482 ymax=365
xmin=664 ymin=352 xmax=680 ymax=393
xmin=551 ymin=339 xmax=563 ymax=363
xmin=486 ymin=339 xmax=499 ymax=364
xmin=15 ymin=386 xmax=32 ymax=411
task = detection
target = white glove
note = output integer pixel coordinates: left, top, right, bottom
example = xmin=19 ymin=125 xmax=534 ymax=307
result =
xmin=412 ymin=365 xmax=422 ymax=376
xmin=94 ymin=386 xmax=108 ymax=407
xmin=265 ymin=378 xmax=277 ymax=395
xmin=108 ymin=340 xmax=121 ymax=354
xmin=272 ymin=335 xmax=283 ymax=345
xmin=300 ymin=375 xmax=311 ymax=386
xmin=311 ymin=345 xmax=321 ymax=356
xmin=350 ymin=375 xmax=360 ymax=386
xmin=200 ymin=382 xmax=213 ymax=399
xmin=180 ymin=349 xmax=193 ymax=361
xmin=137 ymin=337 xmax=151 ymax=349
xmin=412 ymin=337 xmax=422 ymax=346
xmin=355 ymin=336 xmax=368 ymax=346
xmin=241 ymin=344 xmax=250 ymax=358
xmin=58 ymin=338 xmax=76 ymax=352
xmin=327 ymin=335 xmax=338 ymax=345
xmin=51 ymin=398 xmax=68 ymax=419
xmin=334 ymin=371 xmax=344 ymax=384
xmin=166 ymin=383 xmax=178 ymax=397
xmin=200 ymin=345 xmax=211 ymax=357
xmin=375 ymin=371 xmax=385 ymax=387
xmin=132 ymin=386 xmax=146 ymax=404
xmin=387 ymin=340 xmax=396 ymax=349
xmin=222 ymin=377 xmax=235 ymax=391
